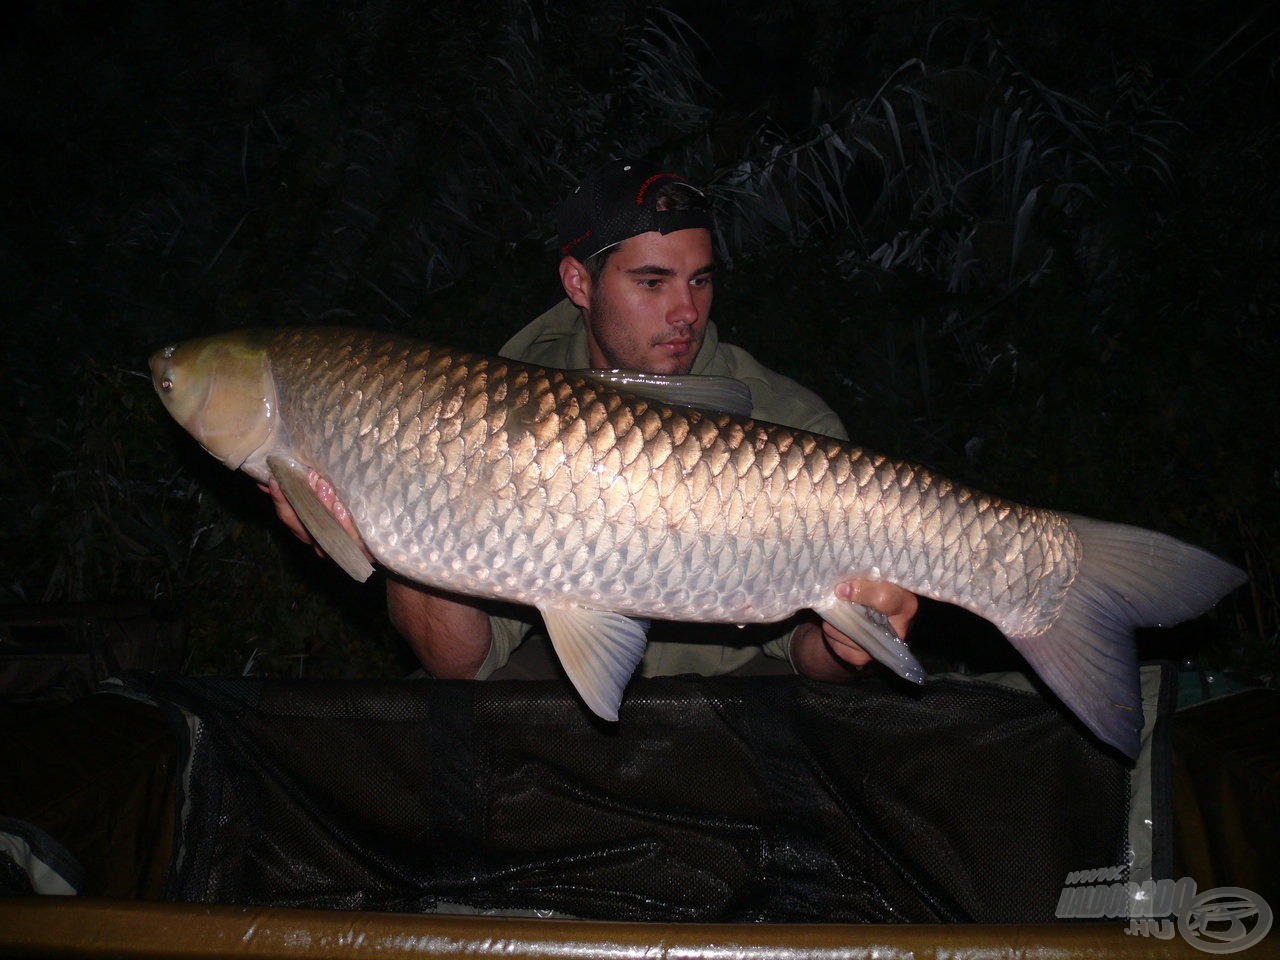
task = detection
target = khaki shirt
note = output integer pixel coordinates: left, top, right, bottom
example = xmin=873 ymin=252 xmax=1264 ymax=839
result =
xmin=475 ymin=299 xmax=850 ymax=679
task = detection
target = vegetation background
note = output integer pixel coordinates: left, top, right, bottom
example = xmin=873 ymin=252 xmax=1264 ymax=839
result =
xmin=2 ymin=0 xmax=1276 ymax=683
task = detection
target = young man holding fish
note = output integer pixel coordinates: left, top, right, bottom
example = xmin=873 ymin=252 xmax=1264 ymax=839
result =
xmin=158 ymin=154 xmax=1242 ymax=752
xmin=268 ymin=159 xmax=918 ymax=683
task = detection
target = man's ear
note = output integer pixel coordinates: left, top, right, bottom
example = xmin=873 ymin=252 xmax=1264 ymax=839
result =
xmin=559 ymin=256 xmax=591 ymax=309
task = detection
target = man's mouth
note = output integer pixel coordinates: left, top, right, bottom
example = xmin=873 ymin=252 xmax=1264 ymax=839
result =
xmin=656 ymin=335 xmax=694 ymax=354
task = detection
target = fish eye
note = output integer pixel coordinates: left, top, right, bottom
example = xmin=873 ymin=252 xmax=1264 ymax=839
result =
xmin=160 ymin=377 xmax=173 ymax=392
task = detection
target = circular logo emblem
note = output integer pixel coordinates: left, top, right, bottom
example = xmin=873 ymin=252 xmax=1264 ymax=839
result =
xmin=1180 ymin=886 xmax=1273 ymax=954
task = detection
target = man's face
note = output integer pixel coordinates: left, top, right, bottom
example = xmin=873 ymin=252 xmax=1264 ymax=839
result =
xmin=574 ymin=228 xmax=714 ymax=375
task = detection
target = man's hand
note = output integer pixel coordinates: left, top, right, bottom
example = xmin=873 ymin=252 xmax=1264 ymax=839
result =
xmin=259 ymin=472 xmax=373 ymax=564
xmin=791 ymin=579 xmax=919 ymax=681
xmin=834 ymin=579 xmax=917 ymax=646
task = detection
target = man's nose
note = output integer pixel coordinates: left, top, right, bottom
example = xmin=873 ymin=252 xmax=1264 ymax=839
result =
xmin=667 ymin=283 xmax=699 ymax=324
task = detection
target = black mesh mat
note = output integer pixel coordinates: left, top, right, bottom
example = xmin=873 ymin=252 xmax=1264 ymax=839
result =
xmin=123 ymin=672 xmax=1145 ymax=922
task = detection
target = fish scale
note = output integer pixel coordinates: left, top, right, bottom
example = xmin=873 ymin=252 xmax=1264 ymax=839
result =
xmin=151 ymin=326 xmax=1246 ymax=757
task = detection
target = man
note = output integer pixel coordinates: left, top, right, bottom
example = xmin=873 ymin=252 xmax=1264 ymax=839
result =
xmin=268 ymin=159 xmax=917 ymax=683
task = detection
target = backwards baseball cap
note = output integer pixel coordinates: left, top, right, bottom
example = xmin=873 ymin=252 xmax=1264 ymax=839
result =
xmin=556 ymin=159 xmax=712 ymax=262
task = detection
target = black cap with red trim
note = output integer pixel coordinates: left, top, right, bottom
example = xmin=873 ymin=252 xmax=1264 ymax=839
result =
xmin=556 ymin=159 xmax=711 ymax=261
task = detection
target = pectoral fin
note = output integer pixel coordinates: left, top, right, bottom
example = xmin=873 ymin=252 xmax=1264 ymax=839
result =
xmin=540 ymin=605 xmax=649 ymax=721
xmin=813 ymin=596 xmax=925 ymax=683
xmin=267 ymin=455 xmax=374 ymax=583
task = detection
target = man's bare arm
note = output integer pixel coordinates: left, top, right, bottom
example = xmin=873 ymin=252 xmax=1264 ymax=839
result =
xmin=386 ymin=578 xmax=493 ymax=678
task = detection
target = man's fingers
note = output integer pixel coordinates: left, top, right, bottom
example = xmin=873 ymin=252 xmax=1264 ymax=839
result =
xmin=263 ymin=478 xmax=314 ymax=545
xmin=835 ymin=579 xmax=918 ymax=639
xmin=306 ymin=469 xmax=374 ymax=561
xmin=837 ymin=579 xmax=899 ymax=613
xmin=261 ymin=468 xmax=373 ymax=563
xmin=310 ymin=471 xmax=335 ymax=508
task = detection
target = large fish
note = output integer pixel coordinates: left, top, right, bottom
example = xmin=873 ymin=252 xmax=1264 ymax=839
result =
xmin=149 ymin=326 xmax=1245 ymax=757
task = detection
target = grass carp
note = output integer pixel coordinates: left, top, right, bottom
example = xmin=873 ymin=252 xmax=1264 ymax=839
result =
xmin=150 ymin=326 xmax=1246 ymax=758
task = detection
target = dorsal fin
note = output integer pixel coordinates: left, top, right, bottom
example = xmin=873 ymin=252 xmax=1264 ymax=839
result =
xmin=574 ymin=369 xmax=753 ymax=417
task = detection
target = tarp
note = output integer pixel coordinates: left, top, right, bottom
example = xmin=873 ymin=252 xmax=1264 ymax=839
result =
xmin=6 ymin=662 xmax=1274 ymax=959
xmin=122 ymin=670 xmax=1148 ymax=922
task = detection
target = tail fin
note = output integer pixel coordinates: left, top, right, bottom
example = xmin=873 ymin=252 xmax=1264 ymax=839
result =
xmin=1010 ymin=515 xmax=1246 ymax=759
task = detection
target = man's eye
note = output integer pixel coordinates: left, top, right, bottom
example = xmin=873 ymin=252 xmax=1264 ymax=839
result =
xmin=638 ymin=278 xmax=662 ymax=289
xmin=691 ymin=276 xmax=712 ymax=288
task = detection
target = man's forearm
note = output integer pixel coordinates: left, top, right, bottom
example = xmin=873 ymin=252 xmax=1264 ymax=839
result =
xmin=387 ymin=577 xmax=493 ymax=678
xmin=789 ymin=621 xmax=868 ymax=682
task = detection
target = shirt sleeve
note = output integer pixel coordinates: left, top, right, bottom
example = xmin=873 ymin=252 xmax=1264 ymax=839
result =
xmin=473 ymin=610 xmax=537 ymax=680
xmin=761 ymin=625 xmax=800 ymax=667
xmin=714 ymin=344 xmax=851 ymax=443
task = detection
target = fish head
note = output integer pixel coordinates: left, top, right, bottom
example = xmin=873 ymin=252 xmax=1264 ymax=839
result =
xmin=149 ymin=333 xmax=278 ymax=471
